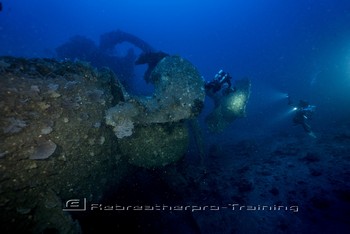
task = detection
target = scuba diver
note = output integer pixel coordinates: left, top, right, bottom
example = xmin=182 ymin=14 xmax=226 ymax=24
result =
xmin=204 ymin=70 xmax=251 ymax=133
xmin=204 ymin=69 xmax=236 ymax=112
xmin=288 ymin=96 xmax=316 ymax=138
xmin=205 ymin=69 xmax=234 ymax=95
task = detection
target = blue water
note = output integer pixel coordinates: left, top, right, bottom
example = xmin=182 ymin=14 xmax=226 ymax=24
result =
xmin=1 ymin=0 xmax=350 ymax=233
xmin=2 ymin=0 xmax=350 ymax=130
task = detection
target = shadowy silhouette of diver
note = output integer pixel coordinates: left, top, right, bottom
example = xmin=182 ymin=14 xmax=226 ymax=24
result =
xmin=204 ymin=69 xmax=236 ymax=107
xmin=205 ymin=69 xmax=234 ymax=94
xmin=288 ymin=96 xmax=316 ymax=138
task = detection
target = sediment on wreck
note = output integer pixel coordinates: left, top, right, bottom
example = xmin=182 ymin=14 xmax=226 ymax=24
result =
xmin=105 ymin=55 xmax=206 ymax=168
xmin=0 ymin=56 xmax=129 ymax=233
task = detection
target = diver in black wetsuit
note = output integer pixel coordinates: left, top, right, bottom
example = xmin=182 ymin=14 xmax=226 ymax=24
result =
xmin=288 ymin=96 xmax=316 ymax=138
xmin=204 ymin=69 xmax=236 ymax=109
xmin=205 ymin=69 xmax=234 ymax=95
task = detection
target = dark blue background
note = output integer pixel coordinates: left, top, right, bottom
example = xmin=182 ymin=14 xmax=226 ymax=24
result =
xmin=1 ymin=0 xmax=350 ymax=135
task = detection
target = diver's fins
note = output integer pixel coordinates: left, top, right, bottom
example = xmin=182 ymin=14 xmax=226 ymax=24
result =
xmin=308 ymin=131 xmax=317 ymax=138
